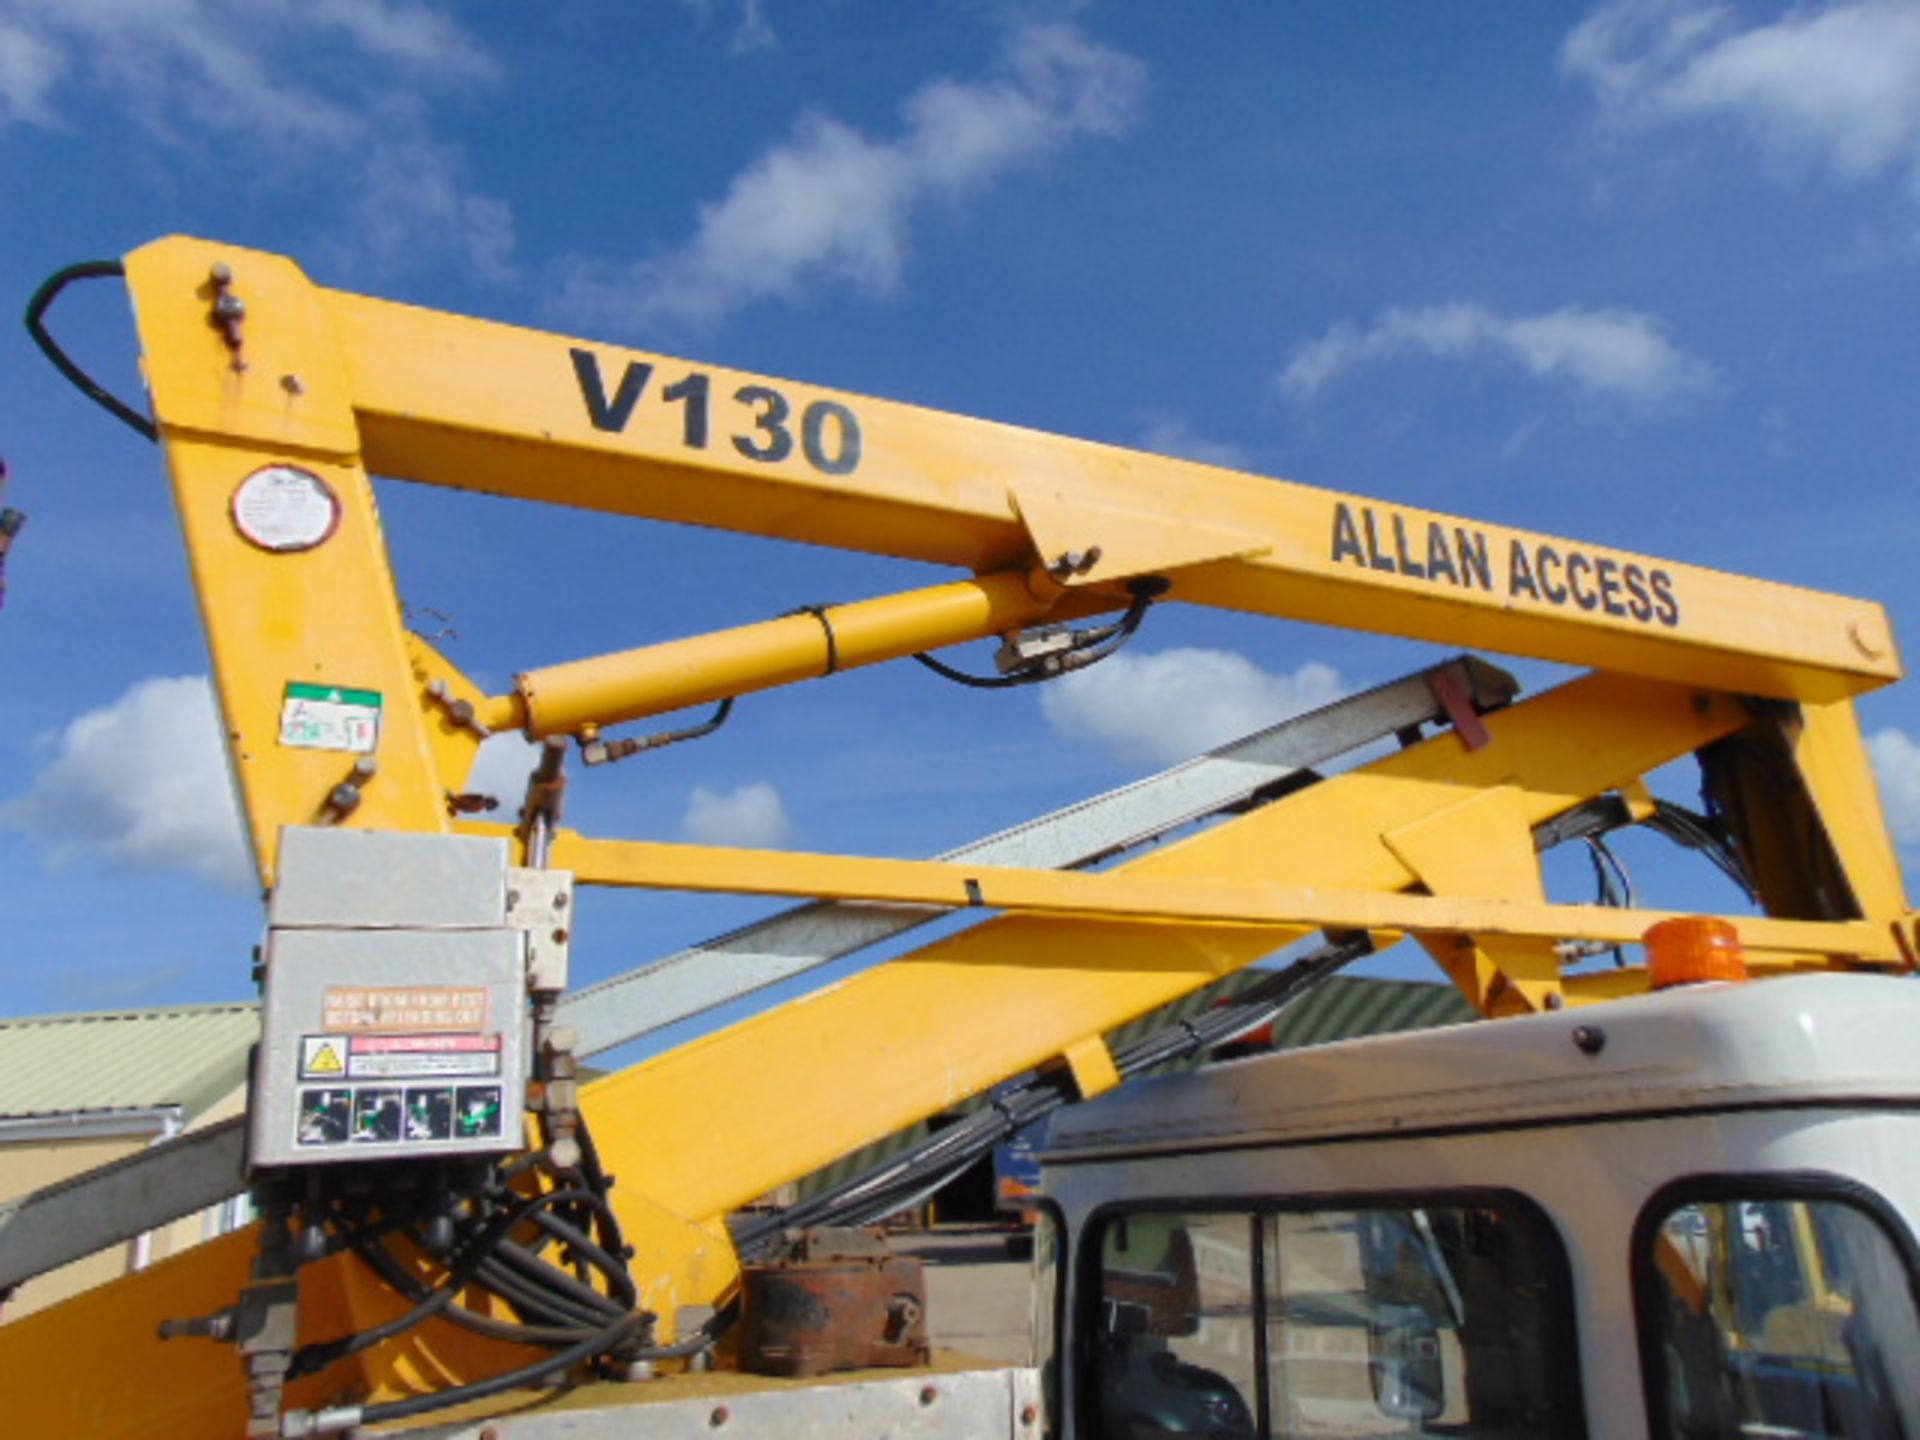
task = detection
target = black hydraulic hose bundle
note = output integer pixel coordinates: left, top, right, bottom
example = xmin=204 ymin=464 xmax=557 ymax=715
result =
xmin=733 ymin=932 xmax=1372 ymax=1256
xmin=285 ymin=1108 xmax=737 ymax=1433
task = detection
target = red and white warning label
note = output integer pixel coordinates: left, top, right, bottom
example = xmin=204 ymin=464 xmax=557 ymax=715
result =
xmin=301 ymin=1032 xmax=501 ymax=1080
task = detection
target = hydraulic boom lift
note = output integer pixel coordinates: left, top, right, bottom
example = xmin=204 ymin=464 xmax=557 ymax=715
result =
xmin=0 ymin=237 xmax=1912 ymax=1438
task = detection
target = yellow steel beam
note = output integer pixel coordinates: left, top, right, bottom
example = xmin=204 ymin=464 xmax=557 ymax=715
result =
xmin=125 ymin=236 xmax=1900 ymax=703
xmin=1793 ymin=695 xmax=1910 ymax=920
xmin=572 ymin=670 xmax=1771 ymax=1248
xmin=538 ymin=829 xmax=1899 ymax=963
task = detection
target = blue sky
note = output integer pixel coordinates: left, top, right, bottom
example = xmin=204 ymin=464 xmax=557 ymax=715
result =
xmin=4 ymin=1 xmax=1920 ymax=1019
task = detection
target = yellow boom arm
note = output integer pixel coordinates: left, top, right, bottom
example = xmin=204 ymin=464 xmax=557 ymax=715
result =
xmin=2 ymin=235 xmax=1911 ymax=1436
xmin=118 ymin=237 xmax=1897 ymax=880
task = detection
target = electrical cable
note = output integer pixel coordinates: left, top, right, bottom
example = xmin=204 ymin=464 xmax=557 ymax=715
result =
xmin=783 ymin=603 xmax=841 ymax=675
xmin=343 ymin=1311 xmax=653 ymax=1430
xmin=24 ymin=261 xmax=158 ymax=442
xmin=1646 ymin=798 xmax=1757 ymax=901
xmin=1582 ymin=836 xmax=1633 ymax=967
xmin=911 ymin=577 xmax=1167 ymax=690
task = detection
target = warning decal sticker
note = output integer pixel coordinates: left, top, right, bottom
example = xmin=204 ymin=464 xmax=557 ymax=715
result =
xmin=322 ymin=986 xmax=489 ymax=1034
xmin=352 ymin=1033 xmax=500 ymax=1079
xmin=279 ymin=682 xmax=381 ymax=754
xmin=300 ymin=1036 xmax=348 ymax=1078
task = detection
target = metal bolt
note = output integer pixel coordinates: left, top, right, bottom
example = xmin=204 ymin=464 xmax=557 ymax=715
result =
xmin=280 ymin=373 xmax=305 ymax=396
xmin=919 ymin=1386 xmax=938 ymax=1407
xmin=479 ymin=1427 xmax=503 ymax=1440
xmin=1544 ymin=992 xmax=1564 ymax=1011
xmin=1572 ymin=1025 xmax=1606 ymax=1056
xmin=708 ymin=1406 xmax=730 ymax=1428
xmin=1021 ymin=1404 xmax=1039 ymax=1427
xmin=1048 ymin=547 xmax=1103 ymax=579
xmin=209 ymin=263 xmax=233 ymax=287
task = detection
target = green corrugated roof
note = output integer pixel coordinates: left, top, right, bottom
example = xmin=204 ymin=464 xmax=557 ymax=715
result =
xmin=0 ymin=1001 xmax=258 ymax=1122
xmin=1108 ymin=971 xmax=1477 ymax=1067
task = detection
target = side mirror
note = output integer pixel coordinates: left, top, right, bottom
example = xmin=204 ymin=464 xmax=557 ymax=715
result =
xmin=1368 ymin=1302 xmax=1444 ymax=1422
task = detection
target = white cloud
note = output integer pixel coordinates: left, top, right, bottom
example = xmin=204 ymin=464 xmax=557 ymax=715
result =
xmin=1278 ymin=301 xmax=1715 ymax=405
xmin=682 ymin=782 xmax=794 ymax=848
xmin=1868 ymin=726 xmax=1920 ymax=846
xmin=320 ymin=113 xmax=517 ymax=285
xmin=1 ymin=675 xmax=254 ymax=891
xmin=677 ymin=0 xmax=780 ymax=56
xmin=554 ymin=22 xmax=1146 ymax=333
xmin=0 ymin=21 xmax=60 ymax=124
xmin=1563 ymin=0 xmax=1920 ymax=193
xmin=1138 ymin=416 xmax=1255 ymax=472
xmin=729 ymin=0 xmax=778 ymax=56
xmin=0 ymin=0 xmax=511 ymax=281
xmin=1040 ymin=649 xmax=1345 ymax=767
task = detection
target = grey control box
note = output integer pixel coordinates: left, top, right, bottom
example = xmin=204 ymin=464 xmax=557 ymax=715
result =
xmin=249 ymin=828 xmax=529 ymax=1170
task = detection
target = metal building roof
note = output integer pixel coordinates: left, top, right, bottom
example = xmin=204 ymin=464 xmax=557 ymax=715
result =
xmin=1106 ymin=970 xmax=1476 ymax=1064
xmin=0 ymin=1001 xmax=258 ymax=1122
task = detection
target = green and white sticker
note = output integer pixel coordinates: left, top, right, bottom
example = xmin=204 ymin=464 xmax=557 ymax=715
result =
xmin=280 ymin=683 xmax=381 ymax=753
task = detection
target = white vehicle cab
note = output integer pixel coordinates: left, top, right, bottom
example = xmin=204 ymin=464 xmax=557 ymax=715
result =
xmin=1038 ymin=972 xmax=1920 ymax=1440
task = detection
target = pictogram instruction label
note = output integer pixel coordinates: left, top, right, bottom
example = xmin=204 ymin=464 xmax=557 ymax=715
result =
xmin=294 ymin=1081 xmax=506 ymax=1148
xmin=279 ymin=683 xmax=381 ymax=753
xmin=322 ymin=985 xmax=489 ymax=1033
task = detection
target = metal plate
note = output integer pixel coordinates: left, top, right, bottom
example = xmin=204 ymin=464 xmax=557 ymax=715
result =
xmin=270 ymin=827 xmax=509 ymax=929
xmin=251 ymin=928 xmax=527 ymax=1168
xmin=410 ymin=1366 xmax=1043 ymax=1439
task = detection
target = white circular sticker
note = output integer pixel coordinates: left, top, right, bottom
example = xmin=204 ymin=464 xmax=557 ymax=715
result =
xmin=232 ymin=466 xmax=340 ymax=553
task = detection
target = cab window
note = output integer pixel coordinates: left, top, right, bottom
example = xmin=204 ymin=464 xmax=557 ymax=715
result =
xmin=1640 ymin=1187 xmax=1920 ymax=1439
xmin=1092 ymin=1211 xmax=1260 ymax=1439
xmin=1087 ymin=1195 xmax=1581 ymax=1439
